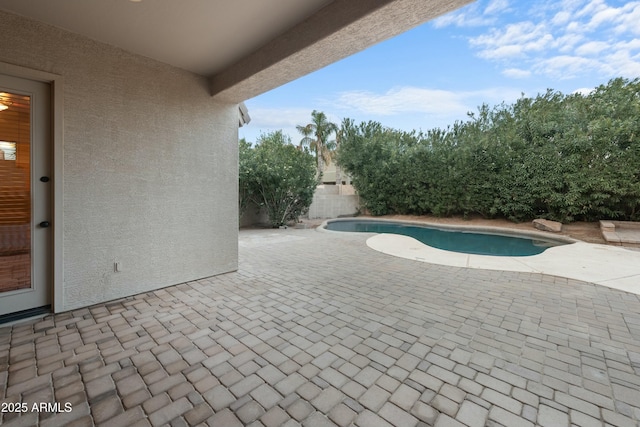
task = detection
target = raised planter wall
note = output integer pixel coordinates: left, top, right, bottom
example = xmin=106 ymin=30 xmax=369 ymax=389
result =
xmin=600 ymin=220 xmax=640 ymax=247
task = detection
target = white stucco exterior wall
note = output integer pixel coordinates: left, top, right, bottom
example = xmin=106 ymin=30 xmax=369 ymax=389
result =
xmin=0 ymin=11 xmax=239 ymax=311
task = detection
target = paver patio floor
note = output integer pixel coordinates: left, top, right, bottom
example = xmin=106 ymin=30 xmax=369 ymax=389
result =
xmin=1 ymin=228 xmax=640 ymax=426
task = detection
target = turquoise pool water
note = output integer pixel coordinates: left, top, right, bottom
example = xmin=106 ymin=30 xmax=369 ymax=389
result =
xmin=325 ymin=220 xmax=566 ymax=256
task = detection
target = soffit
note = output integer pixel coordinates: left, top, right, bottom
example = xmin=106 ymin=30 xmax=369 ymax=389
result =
xmin=0 ymin=0 xmax=334 ymax=76
xmin=0 ymin=0 xmax=474 ymax=102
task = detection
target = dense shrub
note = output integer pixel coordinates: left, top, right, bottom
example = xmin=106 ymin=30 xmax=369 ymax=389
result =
xmin=240 ymin=131 xmax=317 ymax=227
xmin=238 ymin=138 xmax=254 ymax=219
xmin=337 ymin=78 xmax=640 ymax=222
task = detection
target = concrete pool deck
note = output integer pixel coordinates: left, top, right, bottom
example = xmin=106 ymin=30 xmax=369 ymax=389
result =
xmin=319 ymin=218 xmax=640 ymax=296
xmin=366 ymin=234 xmax=640 ymax=296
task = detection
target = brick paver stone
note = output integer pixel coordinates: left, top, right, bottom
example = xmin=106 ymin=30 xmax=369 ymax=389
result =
xmin=275 ymin=373 xmax=307 ymax=396
xmin=538 ymin=404 xmax=570 ymax=427
xmin=287 ymin=399 xmax=314 ymax=421
xmin=455 ymin=400 xmax=489 ymax=427
xmin=90 ymin=394 xmax=123 ymax=424
xmin=389 ymin=383 xmax=421 ymax=411
xmin=311 ymin=386 xmax=344 ymax=413
xmin=410 ymin=401 xmax=438 ymax=425
xmin=250 ymin=383 xmax=282 ymax=409
xmin=302 ymin=411 xmax=338 ymax=427
xmin=434 ymin=413 xmax=467 ymax=427
xmin=100 ymin=407 xmax=146 ymax=427
xmin=359 ymin=385 xmax=391 ymax=412
xmin=236 ymin=400 xmax=265 ymax=424
xmin=1 ymin=227 xmax=639 ymax=427
xmin=207 ymin=408 xmax=243 ymax=427
xmin=203 ymin=385 xmax=235 ymax=411
xmin=328 ymin=403 xmax=357 ymax=427
xmin=378 ymin=402 xmax=419 ymax=427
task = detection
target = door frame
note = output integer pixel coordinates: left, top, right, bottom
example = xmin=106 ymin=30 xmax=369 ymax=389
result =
xmin=0 ymin=62 xmax=63 ymax=313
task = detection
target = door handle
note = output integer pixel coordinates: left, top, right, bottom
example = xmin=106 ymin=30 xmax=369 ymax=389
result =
xmin=39 ymin=221 xmax=50 ymax=228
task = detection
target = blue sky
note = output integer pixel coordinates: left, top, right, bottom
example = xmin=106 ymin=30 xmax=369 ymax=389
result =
xmin=239 ymin=0 xmax=640 ymax=144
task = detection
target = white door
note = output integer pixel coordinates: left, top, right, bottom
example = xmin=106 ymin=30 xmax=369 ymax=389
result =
xmin=0 ymin=74 xmax=51 ymax=320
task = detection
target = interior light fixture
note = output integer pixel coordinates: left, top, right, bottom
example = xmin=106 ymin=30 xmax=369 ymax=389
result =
xmin=0 ymin=93 xmax=9 ymax=111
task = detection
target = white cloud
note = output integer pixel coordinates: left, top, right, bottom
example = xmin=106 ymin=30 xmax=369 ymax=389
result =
xmin=244 ymin=107 xmax=312 ymax=130
xmin=617 ymin=38 xmax=640 ymax=50
xmin=478 ymin=45 xmax=523 ymax=60
xmin=470 ymin=22 xmax=554 ymax=60
xmin=433 ymin=12 xmax=492 ymax=28
xmin=503 ymin=68 xmax=531 ymax=78
xmin=336 ymin=87 xmax=468 ymax=116
xmin=484 ymin=0 xmax=510 ymax=15
xmin=575 ymin=40 xmax=609 ymax=55
xmin=588 ymin=7 xmax=621 ymax=29
xmin=614 ymin=2 xmax=640 ymax=35
xmin=554 ymin=33 xmax=585 ymax=53
xmin=447 ymin=0 xmax=640 ymax=81
xmin=604 ymin=46 xmax=640 ymax=76
xmin=534 ymin=55 xmax=607 ymax=79
xmin=243 ymin=86 xmax=530 ymax=140
xmin=239 ymin=107 xmax=319 ymax=144
xmin=332 ymin=86 xmax=523 ymax=119
xmin=575 ymin=0 xmax=607 ymax=20
xmin=572 ymin=87 xmax=596 ymax=96
xmin=433 ymin=0 xmax=509 ymax=28
xmin=551 ymin=11 xmax=571 ymax=26
xmin=316 ymin=85 xmax=525 ymax=133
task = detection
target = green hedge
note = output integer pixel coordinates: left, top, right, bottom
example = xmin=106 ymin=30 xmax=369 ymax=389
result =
xmin=337 ymin=78 xmax=640 ymax=222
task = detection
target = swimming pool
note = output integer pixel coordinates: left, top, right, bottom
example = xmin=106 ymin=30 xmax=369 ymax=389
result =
xmin=324 ymin=219 xmax=568 ymax=256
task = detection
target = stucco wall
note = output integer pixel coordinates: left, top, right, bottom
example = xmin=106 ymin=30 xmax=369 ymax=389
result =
xmin=239 ymin=201 xmax=269 ymax=228
xmin=307 ymin=185 xmax=360 ymax=220
xmin=0 ymin=11 xmax=239 ymax=311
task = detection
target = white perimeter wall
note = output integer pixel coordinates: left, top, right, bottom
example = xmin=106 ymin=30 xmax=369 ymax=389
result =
xmin=307 ymin=185 xmax=360 ymax=220
xmin=0 ymin=11 xmax=239 ymax=311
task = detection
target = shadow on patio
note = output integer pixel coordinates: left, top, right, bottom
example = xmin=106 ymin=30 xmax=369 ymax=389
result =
xmin=1 ymin=227 xmax=639 ymax=426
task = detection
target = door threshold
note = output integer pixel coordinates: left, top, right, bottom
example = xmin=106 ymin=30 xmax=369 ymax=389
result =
xmin=0 ymin=305 xmax=51 ymax=326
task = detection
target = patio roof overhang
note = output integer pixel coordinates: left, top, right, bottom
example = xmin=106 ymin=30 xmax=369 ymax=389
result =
xmin=0 ymin=0 xmax=473 ymax=102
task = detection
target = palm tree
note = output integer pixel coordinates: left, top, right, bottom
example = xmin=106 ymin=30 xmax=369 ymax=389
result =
xmin=334 ymin=125 xmax=344 ymax=190
xmin=296 ymin=110 xmax=338 ymax=179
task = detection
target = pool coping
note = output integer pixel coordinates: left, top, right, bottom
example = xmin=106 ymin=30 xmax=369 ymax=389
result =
xmin=318 ymin=218 xmax=640 ymax=296
xmin=318 ymin=217 xmax=579 ymax=244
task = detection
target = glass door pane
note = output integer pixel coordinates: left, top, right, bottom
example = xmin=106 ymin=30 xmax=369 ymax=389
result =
xmin=0 ymin=91 xmax=31 ymax=293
